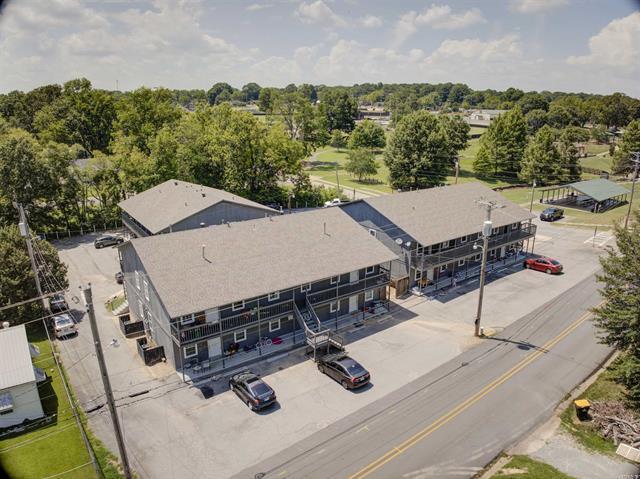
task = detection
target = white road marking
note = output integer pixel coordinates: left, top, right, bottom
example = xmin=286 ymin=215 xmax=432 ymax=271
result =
xmin=584 ymin=232 xmax=614 ymax=247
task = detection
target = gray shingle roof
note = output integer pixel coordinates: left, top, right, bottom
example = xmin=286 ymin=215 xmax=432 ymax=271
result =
xmin=118 ymin=180 xmax=277 ymax=234
xmin=358 ymin=183 xmax=535 ymax=247
xmin=128 ymin=208 xmax=397 ymax=318
xmin=0 ymin=325 xmax=36 ymax=390
xmin=565 ymin=179 xmax=630 ymax=203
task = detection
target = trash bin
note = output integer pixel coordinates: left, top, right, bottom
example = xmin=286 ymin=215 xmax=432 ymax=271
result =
xmin=574 ymin=399 xmax=591 ymax=421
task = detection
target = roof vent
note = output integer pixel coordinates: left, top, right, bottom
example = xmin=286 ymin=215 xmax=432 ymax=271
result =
xmin=174 ymin=181 xmax=178 ymax=186
xmin=200 ymin=222 xmax=206 ymax=228
xmin=202 ymin=193 xmax=206 ymax=198
xmin=1 ymin=321 xmax=9 ymax=329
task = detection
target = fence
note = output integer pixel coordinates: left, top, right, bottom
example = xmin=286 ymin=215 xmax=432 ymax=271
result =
xmin=37 ymin=220 xmax=123 ymax=241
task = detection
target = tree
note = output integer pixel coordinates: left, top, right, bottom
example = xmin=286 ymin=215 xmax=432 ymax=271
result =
xmin=258 ymin=88 xmax=276 ymax=113
xmin=474 ymin=108 xmax=527 ymax=178
xmin=556 ymin=128 xmax=583 ymax=182
xmin=241 ymin=83 xmax=261 ymax=102
xmin=546 ymin=104 xmax=573 ymax=128
xmin=206 ymin=82 xmax=235 ymax=105
xmin=591 ymin=124 xmax=609 ymax=144
xmin=519 ymin=125 xmax=562 ymax=185
xmin=318 ymin=89 xmax=358 ymax=132
xmin=330 ymin=130 xmax=348 ymax=150
xmin=0 ymin=225 xmax=68 ymax=325
xmin=594 ymin=93 xmax=635 ymax=128
xmin=440 ymin=115 xmax=469 ymax=152
xmin=517 ymin=93 xmax=549 ymax=114
xmin=348 ymin=120 xmax=386 ymax=150
xmin=298 ymin=84 xmax=318 ymax=102
xmin=526 ymin=109 xmax=548 ymax=134
xmin=613 ymin=120 xmax=640 ymax=173
xmin=591 ymin=211 xmax=640 ymax=406
xmin=345 ymin=149 xmax=378 ymax=182
xmin=384 ymin=111 xmax=454 ymax=189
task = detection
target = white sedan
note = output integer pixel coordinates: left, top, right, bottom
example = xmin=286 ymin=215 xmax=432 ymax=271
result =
xmin=323 ymin=198 xmax=343 ymax=208
xmin=53 ymin=313 xmax=77 ymax=339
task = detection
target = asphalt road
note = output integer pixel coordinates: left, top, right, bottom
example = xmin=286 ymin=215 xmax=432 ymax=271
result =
xmin=236 ymin=273 xmax=612 ymax=479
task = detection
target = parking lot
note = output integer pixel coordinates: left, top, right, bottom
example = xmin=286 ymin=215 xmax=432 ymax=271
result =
xmin=54 ymin=220 xmax=605 ymax=479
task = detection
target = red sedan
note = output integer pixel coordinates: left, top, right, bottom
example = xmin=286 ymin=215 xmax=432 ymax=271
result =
xmin=524 ymin=257 xmax=563 ymax=274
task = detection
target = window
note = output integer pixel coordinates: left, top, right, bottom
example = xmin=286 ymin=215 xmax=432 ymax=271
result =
xmin=138 ymin=299 xmax=144 ymax=318
xmin=443 ymin=240 xmax=451 ymax=248
xmin=179 ymin=314 xmax=195 ymax=326
xmin=415 ymin=269 xmax=422 ymax=281
xmin=232 ymin=301 xmax=245 ymax=311
xmin=458 ymin=259 xmax=465 ymax=267
xmin=460 ymin=235 xmax=468 ymax=244
xmin=268 ymin=291 xmax=280 ymax=301
xmin=440 ymin=265 xmax=447 ymax=273
xmin=512 ymin=223 xmax=519 ymax=230
xmin=416 ymin=246 xmax=423 ymax=255
xmin=365 ymin=290 xmax=374 ymax=301
xmin=330 ymin=300 xmax=340 ymax=313
xmin=0 ymin=392 xmax=14 ymax=415
xmin=474 ymin=253 xmax=481 ymax=261
xmin=234 ymin=329 xmax=247 ymax=342
xmin=183 ymin=344 xmax=198 ymax=359
xmin=368 ymin=228 xmax=377 ymax=237
xmin=365 ymin=266 xmax=375 ymax=275
xmin=330 ymin=276 xmax=338 ymax=285
xmin=135 ymin=271 xmax=140 ymax=290
xmin=300 ymin=283 xmax=311 ymax=293
xmin=491 ymin=227 xmax=498 ymax=236
xmin=269 ymin=319 xmax=281 ymax=332
xmin=490 ymin=249 xmax=496 ymax=258
xmin=143 ymin=280 xmax=149 ymax=301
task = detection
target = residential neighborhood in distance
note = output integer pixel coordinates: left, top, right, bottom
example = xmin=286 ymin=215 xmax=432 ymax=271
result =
xmin=1 ymin=1 xmax=639 ymax=479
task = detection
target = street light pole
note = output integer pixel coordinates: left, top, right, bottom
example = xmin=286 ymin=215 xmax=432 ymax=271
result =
xmin=17 ymin=203 xmax=48 ymax=312
xmin=624 ymin=152 xmax=640 ymax=230
xmin=529 ymin=179 xmax=537 ymax=213
xmin=474 ymin=199 xmax=503 ymax=337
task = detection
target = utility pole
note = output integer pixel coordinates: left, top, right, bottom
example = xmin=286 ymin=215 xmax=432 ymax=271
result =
xmin=474 ymin=199 xmax=504 ymax=337
xmin=83 ymin=284 xmax=133 ymax=479
xmin=287 ymin=192 xmax=294 ymax=214
xmin=454 ymin=157 xmax=460 ymax=185
xmin=624 ymin=152 xmax=640 ymax=230
xmin=18 ymin=203 xmax=48 ymax=312
xmin=529 ymin=179 xmax=537 ymax=213
xmin=335 ymin=162 xmax=341 ymax=193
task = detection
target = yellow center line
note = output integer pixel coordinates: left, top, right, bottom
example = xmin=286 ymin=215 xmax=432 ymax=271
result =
xmin=349 ymin=307 xmax=598 ymax=479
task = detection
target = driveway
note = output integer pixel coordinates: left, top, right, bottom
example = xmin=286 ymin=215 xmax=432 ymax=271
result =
xmin=53 ymin=220 xmax=605 ymax=478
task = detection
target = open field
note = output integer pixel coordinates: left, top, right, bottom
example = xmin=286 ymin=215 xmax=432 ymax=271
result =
xmin=580 ymin=154 xmax=612 ymax=172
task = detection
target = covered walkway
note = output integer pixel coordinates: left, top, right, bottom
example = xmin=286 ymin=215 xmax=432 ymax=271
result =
xmin=540 ymin=178 xmax=630 ymax=213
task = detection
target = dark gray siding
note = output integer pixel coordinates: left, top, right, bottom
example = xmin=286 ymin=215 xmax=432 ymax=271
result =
xmin=160 ymin=201 xmax=275 ymax=233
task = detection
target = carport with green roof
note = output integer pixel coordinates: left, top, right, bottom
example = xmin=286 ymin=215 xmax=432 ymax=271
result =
xmin=540 ymin=178 xmax=630 ymax=213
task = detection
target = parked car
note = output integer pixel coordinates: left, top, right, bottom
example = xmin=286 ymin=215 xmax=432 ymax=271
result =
xmin=53 ymin=313 xmax=76 ymax=339
xmin=540 ymin=207 xmax=564 ymax=222
xmin=115 ymin=271 xmax=124 ymax=284
xmin=229 ymin=371 xmax=277 ymax=411
xmin=49 ymin=293 xmax=67 ymax=313
xmin=323 ymin=198 xmax=343 ymax=208
xmin=317 ymin=353 xmax=370 ymax=389
xmin=524 ymin=257 xmax=563 ymax=274
xmin=94 ymin=234 xmax=124 ymax=249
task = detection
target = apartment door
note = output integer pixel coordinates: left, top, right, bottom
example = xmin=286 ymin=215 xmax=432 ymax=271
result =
xmin=349 ymin=270 xmax=359 ymax=283
xmin=348 ymin=295 xmax=358 ymax=313
xmin=208 ymin=337 xmax=222 ymax=358
xmin=427 ymin=268 xmax=434 ymax=281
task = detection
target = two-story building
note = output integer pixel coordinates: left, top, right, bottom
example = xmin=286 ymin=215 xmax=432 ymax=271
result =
xmin=118 ymin=207 xmax=396 ymax=377
xmin=340 ymin=183 xmax=536 ymax=295
xmin=118 ymin=179 xmax=278 ymax=238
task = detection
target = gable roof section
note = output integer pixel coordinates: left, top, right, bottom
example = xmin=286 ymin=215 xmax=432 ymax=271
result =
xmin=129 ymin=208 xmax=397 ymax=318
xmin=566 ymin=179 xmax=631 ymax=203
xmin=356 ymin=183 xmax=535 ymax=247
xmin=0 ymin=324 xmax=36 ymax=390
xmin=118 ymin=180 xmax=277 ymax=234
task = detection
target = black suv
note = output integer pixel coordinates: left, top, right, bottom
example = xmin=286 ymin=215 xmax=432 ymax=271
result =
xmin=49 ymin=293 xmax=67 ymax=313
xmin=229 ymin=371 xmax=277 ymax=411
xmin=317 ymin=353 xmax=370 ymax=389
xmin=540 ymin=207 xmax=564 ymax=222
xmin=94 ymin=234 xmax=124 ymax=249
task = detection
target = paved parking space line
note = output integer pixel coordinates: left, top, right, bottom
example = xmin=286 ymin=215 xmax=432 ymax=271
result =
xmin=583 ymin=232 xmax=614 ymax=247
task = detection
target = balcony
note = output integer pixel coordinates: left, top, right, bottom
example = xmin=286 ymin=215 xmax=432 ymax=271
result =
xmin=307 ymin=271 xmax=390 ymax=306
xmin=413 ymin=223 xmax=536 ymax=270
xmin=171 ymin=299 xmax=294 ymax=344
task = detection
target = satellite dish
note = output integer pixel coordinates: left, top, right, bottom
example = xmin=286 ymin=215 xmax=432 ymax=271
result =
xmin=405 ymin=241 xmax=412 ymax=247
xmin=395 ymin=238 xmax=403 ymax=245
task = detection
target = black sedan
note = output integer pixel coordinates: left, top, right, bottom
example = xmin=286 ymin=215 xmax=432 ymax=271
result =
xmin=49 ymin=293 xmax=68 ymax=313
xmin=94 ymin=234 xmax=124 ymax=249
xmin=540 ymin=207 xmax=564 ymax=222
xmin=229 ymin=371 xmax=276 ymax=411
xmin=317 ymin=353 xmax=370 ymax=389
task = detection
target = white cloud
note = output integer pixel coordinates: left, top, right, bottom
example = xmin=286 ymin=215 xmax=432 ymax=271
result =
xmin=295 ymin=1 xmax=346 ymax=28
xmin=510 ymin=0 xmax=569 ymax=14
xmin=567 ymin=12 xmax=640 ymax=68
xmin=246 ymin=3 xmax=272 ymax=12
xmin=359 ymin=15 xmax=383 ymax=28
xmin=425 ymin=34 xmax=522 ymax=64
xmin=393 ymin=4 xmax=486 ymax=46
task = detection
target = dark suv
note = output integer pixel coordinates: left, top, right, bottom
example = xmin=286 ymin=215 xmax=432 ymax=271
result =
xmin=229 ymin=371 xmax=277 ymax=411
xmin=94 ymin=234 xmax=124 ymax=249
xmin=317 ymin=353 xmax=370 ymax=389
xmin=540 ymin=207 xmax=564 ymax=222
xmin=49 ymin=293 xmax=67 ymax=313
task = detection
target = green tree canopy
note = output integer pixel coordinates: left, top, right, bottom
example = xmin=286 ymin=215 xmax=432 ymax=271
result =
xmin=348 ymin=120 xmax=386 ymax=150
xmin=329 ymin=130 xmax=348 ymax=150
xmin=474 ymin=108 xmax=527 ymax=179
xmin=207 ymin=82 xmax=235 ymax=105
xmin=318 ymin=89 xmax=358 ymax=132
xmin=519 ymin=125 xmax=562 ymax=185
xmin=345 ymin=149 xmax=378 ymax=182
xmin=526 ymin=109 xmax=548 ymax=134
xmin=613 ymin=120 xmax=640 ymax=173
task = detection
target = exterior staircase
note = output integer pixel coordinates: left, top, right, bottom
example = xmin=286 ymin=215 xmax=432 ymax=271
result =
xmin=294 ymin=300 xmax=344 ymax=361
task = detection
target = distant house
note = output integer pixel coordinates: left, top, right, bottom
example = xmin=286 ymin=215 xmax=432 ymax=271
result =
xmin=118 ymin=207 xmax=397 ymax=376
xmin=118 ymin=180 xmax=279 ymax=238
xmin=465 ymin=109 xmax=506 ymax=127
xmin=0 ymin=324 xmax=46 ymax=429
xmin=358 ymin=105 xmax=391 ymax=126
xmin=340 ymin=183 xmax=536 ymax=295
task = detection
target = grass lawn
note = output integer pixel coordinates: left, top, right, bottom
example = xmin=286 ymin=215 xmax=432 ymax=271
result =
xmin=492 ymin=455 xmax=576 ymax=479
xmin=106 ymin=294 xmax=126 ymax=313
xmin=469 ymin=126 xmax=488 ymax=136
xmin=0 ymin=323 xmax=121 ymax=479
xmin=580 ymin=154 xmax=612 ymax=172
xmin=585 ymin=143 xmax=610 ymax=156
xmin=559 ymin=358 xmax=628 ymax=455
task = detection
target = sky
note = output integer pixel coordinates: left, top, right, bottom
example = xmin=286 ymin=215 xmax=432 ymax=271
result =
xmin=0 ymin=0 xmax=639 ymax=96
